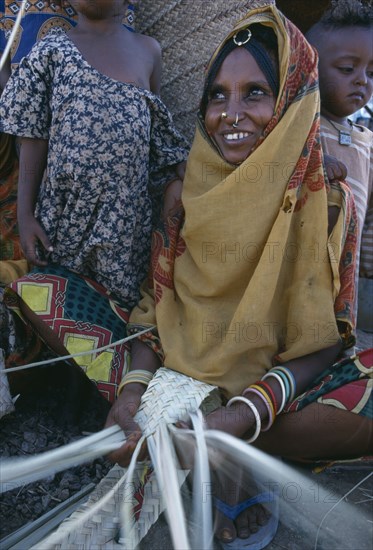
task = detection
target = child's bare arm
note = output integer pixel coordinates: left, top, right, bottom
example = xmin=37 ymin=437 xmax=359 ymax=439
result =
xmin=17 ymin=137 xmax=52 ymax=266
xmin=162 ymin=178 xmax=183 ymax=220
xmin=149 ymin=38 xmax=162 ymax=95
xmin=162 ymin=161 xmax=187 ymax=219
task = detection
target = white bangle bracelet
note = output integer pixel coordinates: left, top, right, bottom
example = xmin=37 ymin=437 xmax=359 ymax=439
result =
xmin=261 ymin=372 xmax=287 ymax=413
xmin=226 ymin=396 xmax=261 ymax=443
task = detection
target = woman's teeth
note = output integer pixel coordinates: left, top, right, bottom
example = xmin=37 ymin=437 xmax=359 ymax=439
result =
xmin=225 ymin=132 xmax=249 ymax=140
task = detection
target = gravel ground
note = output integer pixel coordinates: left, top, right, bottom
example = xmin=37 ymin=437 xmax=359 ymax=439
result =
xmin=0 ymin=330 xmax=372 ymax=546
xmin=0 ymin=375 xmax=112 ymax=541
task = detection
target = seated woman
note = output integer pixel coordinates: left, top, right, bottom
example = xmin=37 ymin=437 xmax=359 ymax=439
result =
xmin=105 ymin=2 xmax=373 ymax=546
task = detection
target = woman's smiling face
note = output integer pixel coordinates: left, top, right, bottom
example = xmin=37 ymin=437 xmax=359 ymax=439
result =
xmin=205 ymin=48 xmax=276 ymax=165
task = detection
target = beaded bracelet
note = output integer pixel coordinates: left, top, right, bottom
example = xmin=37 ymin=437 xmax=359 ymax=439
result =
xmin=117 ymin=369 xmax=154 ymax=396
xmin=226 ymin=396 xmax=261 ymax=443
xmin=272 ymin=366 xmax=296 ymax=402
xmin=261 ymin=371 xmax=287 ymax=413
xmin=243 ymin=385 xmax=274 ymax=431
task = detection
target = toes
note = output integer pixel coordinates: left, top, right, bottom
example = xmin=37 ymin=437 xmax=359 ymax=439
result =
xmin=256 ymin=503 xmax=270 ymax=526
xmin=235 ymin=514 xmax=250 ymax=539
xmin=219 ymin=528 xmax=235 ymax=543
xmin=236 ymin=504 xmax=270 ymax=538
xmin=215 ymin=509 xmax=237 ymax=543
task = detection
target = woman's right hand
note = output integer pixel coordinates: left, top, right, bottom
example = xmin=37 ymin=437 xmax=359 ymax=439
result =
xmin=105 ymin=383 xmax=147 ymax=468
xmin=18 ymin=214 xmax=53 ymax=266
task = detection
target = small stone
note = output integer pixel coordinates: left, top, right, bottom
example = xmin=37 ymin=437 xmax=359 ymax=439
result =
xmin=21 ymin=441 xmax=35 ymax=453
xmin=57 ymin=488 xmax=70 ymax=501
xmin=41 ymin=495 xmax=51 ymax=509
xmin=35 ymin=434 xmax=48 ymax=448
xmin=24 ymin=431 xmax=36 ymax=443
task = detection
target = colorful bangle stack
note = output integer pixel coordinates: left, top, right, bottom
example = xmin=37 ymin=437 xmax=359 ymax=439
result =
xmin=226 ymin=396 xmax=262 ymax=443
xmin=117 ymin=369 xmax=154 ymax=396
xmin=242 ymin=383 xmax=276 ymax=431
xmin=238 ymin=366 xmax=297 ymax=436
xmin=261 ymin=366 xmax=297 ymax=412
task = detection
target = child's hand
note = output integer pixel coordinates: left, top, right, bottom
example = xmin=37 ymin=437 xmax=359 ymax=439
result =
xmin=162 ymin=178 xmax=183 ymax=220
xmin=324 ymin=154 xmax=348 ymax=182
xmin=19 ymin=215 xmax=53 ymax=266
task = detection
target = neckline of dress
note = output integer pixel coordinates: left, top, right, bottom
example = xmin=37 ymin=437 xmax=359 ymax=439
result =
xmin=54 ymin=27 xmax=157 ymax=96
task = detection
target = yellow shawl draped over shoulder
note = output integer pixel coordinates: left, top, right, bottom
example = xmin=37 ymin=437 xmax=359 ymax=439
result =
xmin=129 ymin=4 xmax=357 ymax=398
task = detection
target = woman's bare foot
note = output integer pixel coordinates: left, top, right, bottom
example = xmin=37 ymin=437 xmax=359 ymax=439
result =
xmin=212 ymin=467 xmax=271 ymax=544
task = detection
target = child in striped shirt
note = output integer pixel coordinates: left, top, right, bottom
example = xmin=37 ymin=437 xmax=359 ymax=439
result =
xmin=307 ymin=0 xmax=373 ymax=333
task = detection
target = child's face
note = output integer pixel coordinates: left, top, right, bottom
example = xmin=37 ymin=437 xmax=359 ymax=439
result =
xmin=70 ymin=0 xmax=128 ymax=19
xmin=205 ymin=48 xmax=276 ymax=165
xmin=317 ymin=27 xmax=373 ymax=118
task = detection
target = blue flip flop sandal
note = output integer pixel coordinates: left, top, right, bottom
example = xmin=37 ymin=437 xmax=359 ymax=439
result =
xmin=214 ymin=489 xmax=280 ymax=550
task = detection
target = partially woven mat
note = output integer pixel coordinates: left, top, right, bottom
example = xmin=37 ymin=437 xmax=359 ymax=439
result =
xmin=35 ymin=367 xmax=221 ymax=549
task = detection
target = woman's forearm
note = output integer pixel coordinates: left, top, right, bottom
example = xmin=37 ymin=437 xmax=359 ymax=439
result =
xmin=224 ymin=342 xmax=342 ymax=437
xmin=281 ymin=340 xmax=343 ymax=396
xmin=130 ymin=339 xmax=161 ymax=374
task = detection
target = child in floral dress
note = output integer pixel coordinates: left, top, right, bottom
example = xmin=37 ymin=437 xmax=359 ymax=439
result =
xmin=0 ymin=0 xmax=187 ymax=402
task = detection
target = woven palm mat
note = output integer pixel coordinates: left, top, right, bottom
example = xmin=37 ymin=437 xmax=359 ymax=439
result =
xmin=34 ymin=367 xmax=221 ymax=549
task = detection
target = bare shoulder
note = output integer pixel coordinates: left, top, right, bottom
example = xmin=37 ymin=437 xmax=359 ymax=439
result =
xmin=129 ymin=32 xmax=162 ymax=94
xmin=131 ymin=32 xmax=162 ymax=61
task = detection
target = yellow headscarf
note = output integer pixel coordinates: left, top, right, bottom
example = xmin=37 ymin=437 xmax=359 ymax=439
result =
xmin=129 ymin=4 xmax=357 ymax=397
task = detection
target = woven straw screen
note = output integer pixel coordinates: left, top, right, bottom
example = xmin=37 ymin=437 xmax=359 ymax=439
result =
xmin=135 ymin=0 xmax=331 ymax=143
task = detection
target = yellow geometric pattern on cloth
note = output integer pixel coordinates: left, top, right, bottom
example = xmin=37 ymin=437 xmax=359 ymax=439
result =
xmin=63 ymin=333 xmax=119 ymax=382
xmin=19 ymin=281 xmax=53 ymax=314
xmin=17 ymin=279 xmax=116 ymax=383
xmin=86 ymin=351 xmax=114 ymax=380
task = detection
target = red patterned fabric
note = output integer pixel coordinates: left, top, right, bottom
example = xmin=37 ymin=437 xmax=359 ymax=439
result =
xmin=6 ymin=265 xmax=132 ymax=403
xmin=284 ymin=349 xmax=373 ymax=418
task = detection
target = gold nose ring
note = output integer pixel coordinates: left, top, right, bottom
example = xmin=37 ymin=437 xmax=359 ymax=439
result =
xmin=221 ymin=112 xmax=228 ymax=119
xmin=232 ymin=113 xmax=239 ymax=128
